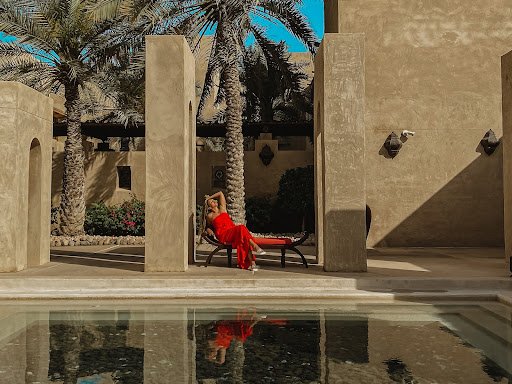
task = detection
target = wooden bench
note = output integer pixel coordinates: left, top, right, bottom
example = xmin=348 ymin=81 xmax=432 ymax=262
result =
xmin=201 ymin=232 xmax=309 ymax=268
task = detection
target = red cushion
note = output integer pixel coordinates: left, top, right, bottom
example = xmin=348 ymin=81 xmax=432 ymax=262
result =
xmin=254 ymin=237 xmax=292 ymax=246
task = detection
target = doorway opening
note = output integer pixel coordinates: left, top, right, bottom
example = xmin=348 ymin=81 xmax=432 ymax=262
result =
xmin=27 ymin=138 xmax=42 ymax=267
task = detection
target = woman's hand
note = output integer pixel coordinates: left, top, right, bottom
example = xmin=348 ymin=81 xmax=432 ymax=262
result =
xmin=206 ymin=228 xmax=215 ymax=237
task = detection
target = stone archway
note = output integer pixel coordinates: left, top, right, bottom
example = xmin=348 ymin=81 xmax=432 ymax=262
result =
xmin=27 ymin=138 xmax=43 ymax=267
xmin=0 ymin=82 xmax=53 ymax=272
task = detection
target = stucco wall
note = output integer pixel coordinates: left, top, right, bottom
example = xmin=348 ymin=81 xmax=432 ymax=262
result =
xmin=52 ymin=140 xmax=313 ymax=208
xmin=197 ymin=139 xmax=314 ymax=203
xmin=52 ymin=141 xmax=146 ymax=207
xmin=328 ymin=0 xmax=510 ymax=247
xmin=0 ymin=82 xmax=53 ymax=272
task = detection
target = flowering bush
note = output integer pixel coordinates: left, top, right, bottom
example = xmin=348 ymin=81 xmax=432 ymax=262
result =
xmin=85 ymin=197 xmax=145 ymax=236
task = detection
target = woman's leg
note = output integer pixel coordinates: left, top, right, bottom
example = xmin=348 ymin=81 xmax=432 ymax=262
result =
xmin=231 ymin=225 xmax=255 ymax=269
xmin=249 ymin=239 xmax=263 ymax=253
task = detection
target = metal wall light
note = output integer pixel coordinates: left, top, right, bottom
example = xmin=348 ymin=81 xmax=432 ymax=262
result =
xmin=384 ymin=132 xmax=402 ymax=158
xmin=259 ymin=144 xmax=275 ymax=166
xmin=480 ymin=129 xmax=500 ymax=156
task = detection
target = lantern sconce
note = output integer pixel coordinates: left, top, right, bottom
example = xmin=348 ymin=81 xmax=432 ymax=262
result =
xmin=384 ymin=132 xmax=403 ymax=158
xmin=259 ymin=144 xmax=274 ymax=166
xmin=480 ymin=129 xmax=500 ymax=156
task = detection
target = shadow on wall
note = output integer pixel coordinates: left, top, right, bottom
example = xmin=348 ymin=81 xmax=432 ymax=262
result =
xmin=84 ymin=151 xmax=128 ymax=205
xmin=325 ymin=209 xmax=367 ymax=272
xmin=372 ymin=143 xmax=504 ymax=247
xmin=52 ymin=144 xmax=128 ymax=207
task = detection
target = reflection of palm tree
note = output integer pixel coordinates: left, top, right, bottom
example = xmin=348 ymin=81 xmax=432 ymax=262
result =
xmin=225 ymin=338 xmax=245 ymax=384
xmin=51 ymin=321 xmax=83 ymax=384
xmin=384 ymin=358 xmax=416 ymax=384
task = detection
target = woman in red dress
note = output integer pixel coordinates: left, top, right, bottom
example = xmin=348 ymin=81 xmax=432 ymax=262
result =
xmin=203 ymin=191 xmax=265 ymax=271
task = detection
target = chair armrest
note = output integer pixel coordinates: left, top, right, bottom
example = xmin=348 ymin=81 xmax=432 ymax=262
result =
xmin=201 ymin=232 xmax=224 ymax=247
xmin=290 ymin=232 xmax=309 ymax=247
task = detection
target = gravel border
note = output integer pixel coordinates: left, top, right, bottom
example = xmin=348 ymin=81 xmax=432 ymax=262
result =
xmin=50 ymin=235 xmax=145 ymax=247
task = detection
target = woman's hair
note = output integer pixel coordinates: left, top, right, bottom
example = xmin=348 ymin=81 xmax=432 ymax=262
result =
xmin=197 ymin=199 xmax=212 ymax=245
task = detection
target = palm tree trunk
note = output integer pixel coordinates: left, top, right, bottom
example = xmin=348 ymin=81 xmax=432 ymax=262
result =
xmin=58 ymin=82 xmax=86 ymax=235
xmin=220 ymin=12 xmax=246 ymax=225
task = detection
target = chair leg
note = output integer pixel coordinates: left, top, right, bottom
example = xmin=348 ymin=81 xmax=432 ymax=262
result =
xmin=290 ymin=246 xmax=308 ymax=268
xmin=205 ymin=246 xmax=222 ymax=267
xmin=280 ymin=249 xmax=286 ymax=268
xmin=227 ymin=247 xmax=233 ymax=268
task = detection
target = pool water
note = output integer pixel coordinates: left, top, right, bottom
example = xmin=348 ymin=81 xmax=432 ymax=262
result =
xmin=0 ymin=301 xmax=510 ymax=383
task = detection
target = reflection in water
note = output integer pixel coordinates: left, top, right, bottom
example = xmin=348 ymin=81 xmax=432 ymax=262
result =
xmin=49 ymin=311 xmax=144 ymax=384
xmin=0 ymin=305 xmax=510 ymax=383
xmin=384 ymin=359 xmax=415 ymax=384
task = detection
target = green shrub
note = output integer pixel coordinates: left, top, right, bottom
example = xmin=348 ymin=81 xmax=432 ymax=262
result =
xmin=246 ymin=195 xmax=274 ymax=233
xmin=85 ymin=197 xmax=145 ymax=236
xmin=275 ymin=165 xmax=315 ymax=232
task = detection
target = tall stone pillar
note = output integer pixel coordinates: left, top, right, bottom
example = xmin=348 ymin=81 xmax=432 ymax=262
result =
xmin=502 ymin=50 xmax=512 ymax=272
xmin=314 ymin=34 xmax=367 ymax=272
xmin=145 ymin=36 xmax=196 ymax=272
xmin=0 ymin=82 xmax=53 ymax=272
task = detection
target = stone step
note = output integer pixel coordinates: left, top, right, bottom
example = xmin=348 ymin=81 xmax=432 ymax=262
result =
xmin=457 ymin=309 xmax=512 ymax=345
xmin=480 ymin=302 xmax=512 ymax=323
xmin=441 ymin=313 xmax=512 ymax=374
xmin=0 ymin=277 xmax=510 ymax=291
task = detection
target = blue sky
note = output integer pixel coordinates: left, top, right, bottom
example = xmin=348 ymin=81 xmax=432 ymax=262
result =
xmin=252 ymin=0 xmax=324 ymax=51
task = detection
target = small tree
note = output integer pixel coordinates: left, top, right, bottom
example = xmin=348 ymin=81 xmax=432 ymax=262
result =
xmin=275 ymin=165 xmax=314 ymax=232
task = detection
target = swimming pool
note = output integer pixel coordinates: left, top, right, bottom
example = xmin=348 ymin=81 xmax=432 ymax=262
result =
xmin=0 ymin=301 xmax=510 ymax=383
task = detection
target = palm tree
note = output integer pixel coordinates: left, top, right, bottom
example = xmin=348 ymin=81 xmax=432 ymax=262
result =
xmin=87 ymin=0 xmax=318 ymax=224
xmin=242 ymin=40 xmax=312 ymax=123
xmin=175 ymin=0 xmax=318 ymax=224
xmin=0 ymin=0 xmax=137 ymax=235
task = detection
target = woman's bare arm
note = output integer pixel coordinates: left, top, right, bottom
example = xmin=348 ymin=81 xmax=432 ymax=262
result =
xmin=208 ymin=191 xmax=227 ymax=212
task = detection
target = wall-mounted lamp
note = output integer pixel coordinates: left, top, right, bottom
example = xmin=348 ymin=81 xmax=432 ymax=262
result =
xmin=480 ymin=129 xmax=500 ymax=156
xmin=384 ymin=132 xmax=402 ymax=158
xmin=259 ymin=144 xmax=274 ymax=166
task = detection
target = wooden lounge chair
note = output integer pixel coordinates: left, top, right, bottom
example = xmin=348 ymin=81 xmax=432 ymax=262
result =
xmin=201 ymin=232 xmax=309 ymax=268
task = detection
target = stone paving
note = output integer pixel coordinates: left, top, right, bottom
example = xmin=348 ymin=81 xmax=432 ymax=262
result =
xmin=0 ymin=245 xmax=509 ymax=300
xmin=0 ymin=244 xmax=504 ymax=278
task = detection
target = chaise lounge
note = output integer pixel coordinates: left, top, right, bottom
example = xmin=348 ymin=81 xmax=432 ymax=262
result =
xmin=201 ymin=232 xmax=309 ymax=268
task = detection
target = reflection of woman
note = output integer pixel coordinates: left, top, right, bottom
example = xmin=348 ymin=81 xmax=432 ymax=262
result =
xmin=205 ymin=310 xmax=287 ymax=365
xmin=201 ymin=191 xmax=265 ymax=271
xmin=206 ymin=320 xmax=255 ymax=365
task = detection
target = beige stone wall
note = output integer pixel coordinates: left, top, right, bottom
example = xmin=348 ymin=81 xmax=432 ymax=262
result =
xmin=52 ymin=140 xmax=313 ymax=208
xmin=197 ymin=139 xmax=313 ymax=202
xmin=329 ymin=0 xmax=509 ymax=247
xmin=52 ymin=141 xmax=146 ymax=207
xmin=0 ymin=82 xmax=53 ymax=272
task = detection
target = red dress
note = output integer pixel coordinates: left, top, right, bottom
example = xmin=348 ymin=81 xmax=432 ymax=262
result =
xmin=214 ymin=321 xmax=254 ymax=348
xmin=212 ymin=212 xmax=255 ymax=270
